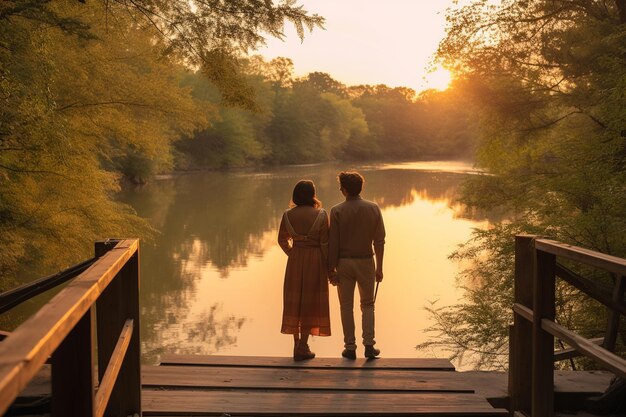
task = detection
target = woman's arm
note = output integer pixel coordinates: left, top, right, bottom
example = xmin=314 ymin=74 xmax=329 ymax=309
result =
xmin=277 ymin=213 xmax=292 ymax=255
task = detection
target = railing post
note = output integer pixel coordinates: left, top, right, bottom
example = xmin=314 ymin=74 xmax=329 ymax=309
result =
xmin=532 ymin=247 xmax=556 ymax=417
xmin=509 ymin=235 xmax=535 ymax=415
xmin=95 ymin=241 xmax=142 ymax=416
xmin=51 ymin=307 xmax=96 ymax=417
xmin=603 ymin=275 xmax=624 ymax=352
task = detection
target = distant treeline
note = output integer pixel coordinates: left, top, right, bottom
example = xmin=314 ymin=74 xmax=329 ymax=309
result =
xmin=171 ymin=58 xmax=475 ymax=177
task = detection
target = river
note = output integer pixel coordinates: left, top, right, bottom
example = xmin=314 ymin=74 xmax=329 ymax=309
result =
xmin=114 ymin=161 xmax=490 ymax=366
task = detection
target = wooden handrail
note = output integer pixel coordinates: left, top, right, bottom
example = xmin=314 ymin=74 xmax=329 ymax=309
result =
xmin=535 ymin=238 xmax=626 ymax=276
xmin=541 ymin=319 xmax=626 ymax=379
xmin=553 ymin=337 xmax=604 ymax=362
xmin=513 ymin=303 xmax=532 ymax=322
xmin=0 ymin=257 xmax=97 ymax=315
xmin=0 ymin=239 xmax=140 ymax=417
xmin=513 ymin=303 xmax=622 ymax=369
xmin=510 ymin=235 xmax=626 ymax=417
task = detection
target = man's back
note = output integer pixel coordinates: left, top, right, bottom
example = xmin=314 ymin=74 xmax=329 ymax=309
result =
xmin=328 ymin=196 xmax=385 ymax=269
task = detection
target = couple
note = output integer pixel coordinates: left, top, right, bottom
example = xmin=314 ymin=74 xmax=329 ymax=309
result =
xmin=277 ymin=171 xmax=385 ymax=361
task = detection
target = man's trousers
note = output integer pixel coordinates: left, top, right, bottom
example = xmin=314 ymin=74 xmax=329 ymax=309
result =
xmin=336 ymin=257 xmax=376 ymax=349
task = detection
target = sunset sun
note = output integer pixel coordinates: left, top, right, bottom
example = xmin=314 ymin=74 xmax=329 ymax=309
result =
xmin=423 ymin=67 xmax=453 ymax=91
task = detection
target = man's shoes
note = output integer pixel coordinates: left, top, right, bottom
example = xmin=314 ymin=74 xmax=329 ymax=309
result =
xmin=341 ymin=348 xmax=357 ymax=360
xmin=364 ymin=345 xmax=380 ymax=358
xmin=294 ymin=342 xmax=315 ymax=361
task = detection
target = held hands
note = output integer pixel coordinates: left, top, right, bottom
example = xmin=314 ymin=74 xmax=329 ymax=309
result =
xmin=328 ymin=269 xmax=338 ymax=286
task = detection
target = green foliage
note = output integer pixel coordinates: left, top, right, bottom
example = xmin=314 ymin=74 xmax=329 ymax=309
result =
xmin=3 ymin=0 xmax=325 ymax=108
xmin=320 ymin=92 xmax=371 ymax=159
xmin=351 ymin=84 xmax=475 ymax=160
xmin=421 ymin=0 xmax=626 ymax=368
xmin=0 ymin=0 xmax=323 ymax=287
xmin=0 ymin=2 xmax=199 ymax=281
xmin=304 ymin=72 xmax=348 ymax=97
xmin=176 ymin=70 xmax=270 ymax=169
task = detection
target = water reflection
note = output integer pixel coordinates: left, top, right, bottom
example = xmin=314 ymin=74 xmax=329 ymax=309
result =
xmin=118 ymin=162 xmax=492 ymax=365
xmin=142 ymin=302 xmax=246 ymax=364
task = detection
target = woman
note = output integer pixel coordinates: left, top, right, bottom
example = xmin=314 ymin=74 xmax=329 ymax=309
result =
xmin=277 ymin=180 xmax=331 ymax=361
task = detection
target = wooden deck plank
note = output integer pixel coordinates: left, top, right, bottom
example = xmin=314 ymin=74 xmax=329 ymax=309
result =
xmin=159 ymin=355 xmax=455 ymax=371
xmin=142 ymin=366 xmax=474 ymax=392
xmin=142 ymin=390 xmax=508 ymax=416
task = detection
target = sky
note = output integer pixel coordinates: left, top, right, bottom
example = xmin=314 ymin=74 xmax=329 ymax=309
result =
xmin=258 ymin=0 xmax=453 ymax=93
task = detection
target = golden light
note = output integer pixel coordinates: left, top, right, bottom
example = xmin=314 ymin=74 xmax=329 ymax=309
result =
xmin=424 ymin=67 xmax=453 ymax=91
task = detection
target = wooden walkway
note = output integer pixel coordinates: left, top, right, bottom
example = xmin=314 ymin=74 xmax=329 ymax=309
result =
xmin=142 ymin=355 xmax=509 ymax=416
xmin=3 ymin=237 xmax=623 ymax=417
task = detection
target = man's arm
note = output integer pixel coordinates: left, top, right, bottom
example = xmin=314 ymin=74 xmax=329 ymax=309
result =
xmin=373 ymin=206 xmax=386 ymax=282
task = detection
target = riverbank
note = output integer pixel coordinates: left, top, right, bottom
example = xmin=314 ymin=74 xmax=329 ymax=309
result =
xmin=147 ymin=158 xmax=478 ymax=182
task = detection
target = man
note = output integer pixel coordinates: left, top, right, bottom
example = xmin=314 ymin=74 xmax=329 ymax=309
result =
xmin=328 ymin=171 xmax=385 ymax=359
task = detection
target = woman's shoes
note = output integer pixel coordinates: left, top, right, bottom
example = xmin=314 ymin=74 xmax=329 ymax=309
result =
xmin=294 ymin=342 xmax=315 ymax=361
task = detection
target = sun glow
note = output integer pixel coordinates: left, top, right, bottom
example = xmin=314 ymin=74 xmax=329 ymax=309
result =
xmin=259 ymin=1 xmax=451 ymax=93
xmin=423 ymin=67 xmax=453 ymax=91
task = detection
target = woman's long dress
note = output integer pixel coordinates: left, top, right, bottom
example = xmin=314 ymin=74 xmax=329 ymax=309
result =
xmin=277 ymin=208 xmax=331 ymax=336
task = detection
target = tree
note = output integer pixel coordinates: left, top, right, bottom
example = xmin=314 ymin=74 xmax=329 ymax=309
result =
xmin=353 ymin=85 xmax=426 ymax=159
xmin=303 ymin=72 xmax=347 ymax=97
xmin=416 ymin=84 xmax=477 ymax=160
xmin=176 ymin=70 xmax=272 ymax=169
xmin=259 ymin=57 xmax=296 ymax=91
xmin=422 ymin=0 xmax=626 ymax=367
xmin=2 ymin=0 xmax=324 ymax=107
xmin=266 ymin=80 xmax=324 ymax=163
xmin=0 ymin=0 xmax=323 ymax=285
xmin=319 ymin=92 xmax=371 ymax=159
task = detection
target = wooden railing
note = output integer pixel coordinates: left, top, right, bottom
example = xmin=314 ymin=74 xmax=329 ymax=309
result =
xmin=0 ymin=239 xmax=141 ymax=417
xmin=509 ymin=235 xmax=626 ymax=417
xmin=0 ymin=256 xmax=98 ymax=315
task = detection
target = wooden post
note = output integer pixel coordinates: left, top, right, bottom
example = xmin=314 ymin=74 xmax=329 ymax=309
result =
xmin=95 ymin=241 xmax=141 ymax=416
xmin=603 ymin=275 xmax=624 ymax=352
xmin=532 ymin=248 xmax=556 ymax=417
xmin=509 ymin=235 xmax=535 ymax=415
xmin=51 ymin=308 xmax=96 ymax=417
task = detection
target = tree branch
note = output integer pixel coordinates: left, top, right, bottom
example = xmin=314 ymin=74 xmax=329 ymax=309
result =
xmin=521 ymin=111 xmax=582 ymax=132
xmin=0 ymin=164 xmax=64 ymax=176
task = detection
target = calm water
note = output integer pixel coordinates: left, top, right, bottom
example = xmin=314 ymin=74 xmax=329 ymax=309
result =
xmin=116 ymin=161 xmax=490 ymax=365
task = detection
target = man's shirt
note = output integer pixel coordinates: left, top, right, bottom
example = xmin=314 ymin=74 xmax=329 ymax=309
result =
xmin=328 ymin=195 xmax=386 ymax=270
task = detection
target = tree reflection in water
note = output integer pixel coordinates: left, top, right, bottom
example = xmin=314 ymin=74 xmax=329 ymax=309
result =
xmin=142 ymin=303 xmax=246 ymax=364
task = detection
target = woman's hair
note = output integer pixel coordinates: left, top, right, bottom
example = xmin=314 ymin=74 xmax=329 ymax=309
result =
xmin=338 ymin=171 xmax=364 ymax=196
xmin=290 ymin=180 xmax=321 ymax=208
